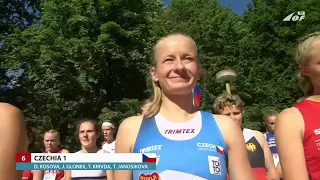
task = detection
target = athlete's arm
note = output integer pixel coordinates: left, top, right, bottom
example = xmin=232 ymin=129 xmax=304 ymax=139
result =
xmin=31 ymin=171 xmax=38 ymax=180
xmin=214 ymin=115 xmax=254 ymax=180
xmin=114 ymin=116 xmax=142 ymax=180
xmin=64 ymin=170 xmax=71 ymax=180
xmin=276 ymin=162 xmax=283 ymax=179
xmin=33 ymin=170 xmax=44 ymax=180
xmin=275 ymin=108 xmax=308 ymax=180
xmin=106 ymin=170 xmax=113 ymax=180
xmin=61 ymin=149 xmax=70 ymax=180
xmin=0 ymin=103 xmax=27 ymax=180
xmin=103 ymin=151 xmax=114 ymax=180
xmin=254 ymin=131 xmax=278 ymax=180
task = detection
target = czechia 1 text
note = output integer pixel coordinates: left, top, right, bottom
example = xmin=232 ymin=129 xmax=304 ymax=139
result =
xmin=34 ymin=155 xmax=66 ymax=161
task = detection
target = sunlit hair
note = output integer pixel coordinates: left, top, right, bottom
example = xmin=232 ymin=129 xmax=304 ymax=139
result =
xmin=138 ymin=99 xmax=152 ymax=115
xmin=144 ymin=33 xmax=200 ymax=118
xmin=75 ymin=119 xmax=103 ymax=149
xmin=296 ymin=32 xmax=320 ymax=96
xmin=44 ymin=129 xmax=60 ymax=141
xmin=263 ymin=110 xmax=278 ymax=123
xmin=213 ymin=93 xmax=245 ymax=114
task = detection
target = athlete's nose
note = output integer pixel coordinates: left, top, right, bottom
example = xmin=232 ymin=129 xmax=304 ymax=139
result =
xmin=173 ymin=57 xmax=186 ymax=72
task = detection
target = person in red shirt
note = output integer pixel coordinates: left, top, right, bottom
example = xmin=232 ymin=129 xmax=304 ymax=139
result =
xmin=275 ymin=32 xmax=320 ymax=180
xmin=33 ymin=129 xmax=69 ymax=180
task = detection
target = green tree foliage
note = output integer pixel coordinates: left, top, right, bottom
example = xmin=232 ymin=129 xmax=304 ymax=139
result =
xmin=1 ymin=0 xmax=162 ymax=151
xmin=238 ymin=0 xmax=320 ymax=129
xmin=0 ymin=0 xmax=41 ymax=108
xmin=1 ymin=0 xmax=319 ymax=150
xmin=152 ymin=0 xmax=320 ymax=130
xmin=0 ymin=0 xmax=41 ymax=35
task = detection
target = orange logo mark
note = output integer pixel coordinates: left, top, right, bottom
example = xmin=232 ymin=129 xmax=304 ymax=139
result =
xmin=139 ymin=172 xmax=160 ymax=180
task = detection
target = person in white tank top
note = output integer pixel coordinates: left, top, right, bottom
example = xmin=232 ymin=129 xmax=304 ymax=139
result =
xmin=64 ymin=119 xmax=113 ymax=180
xmin=101 ymin=122 xmax=116 ymax=153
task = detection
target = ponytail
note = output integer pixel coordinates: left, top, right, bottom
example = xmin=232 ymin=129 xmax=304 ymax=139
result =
xmin=144 ymin=80 xmax=162 ymax=118
xmin=298 ymin=72 xmax=314 ymax=96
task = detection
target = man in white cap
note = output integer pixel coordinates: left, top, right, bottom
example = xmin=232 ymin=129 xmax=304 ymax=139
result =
xmin=101 ymin=122 xmax=116 ymax=153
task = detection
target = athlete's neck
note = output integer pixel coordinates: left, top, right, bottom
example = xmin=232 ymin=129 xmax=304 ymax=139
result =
xmin=81 ymin=146 xmax=99 ymax=153
xmin=160 ymin=92 xmax=198 ymax=122
xmin=46 ymin=148 xmax=60 ymax=153
xmin=104 ymin=138 xmax=114 ymax=144
xmin=309 ymin=94 xmax=320 ymax=102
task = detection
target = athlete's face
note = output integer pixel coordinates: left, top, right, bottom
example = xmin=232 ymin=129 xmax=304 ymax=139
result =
xmin=79 ymin=121 xmax=98 ymax=148
xmin=301 ymin=40 xmax=320 ymax=90
xmin=43 ymin=133 xmax=60 ymax=152
xmin=151 ymin=35 xmax=201 ymax=95
xmin=265 ymin=115 xmax=276 ymax=133
xmin=220 ymin=105 xmax=243 ymax=126
xmin=102 ymin=125 xmax=114 ymax=142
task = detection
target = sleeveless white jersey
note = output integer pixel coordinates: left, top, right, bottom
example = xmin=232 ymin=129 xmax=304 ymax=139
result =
xmin=70 ymin=149 xmax=106 ymax=179
xmin=102 ymin=141 xmax=115 ymax=153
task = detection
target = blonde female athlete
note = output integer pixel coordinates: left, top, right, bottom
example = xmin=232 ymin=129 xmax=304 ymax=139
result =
xmin=114 ymin=33 xmax=254 ymax=180
xmin=275 ymin=32 xmax=320 ymax=180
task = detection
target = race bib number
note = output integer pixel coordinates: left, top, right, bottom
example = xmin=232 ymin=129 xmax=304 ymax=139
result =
xmin=208 ymin=156 xmax=221 ymax=175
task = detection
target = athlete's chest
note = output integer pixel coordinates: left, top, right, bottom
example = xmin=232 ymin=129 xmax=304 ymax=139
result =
xmin=136 ymin=141 xmax=226 ymax=170
xmin=304 ymin=126 xmax=320 ymax=159
xmin=134 ymin=142 xmax=227 ymax=180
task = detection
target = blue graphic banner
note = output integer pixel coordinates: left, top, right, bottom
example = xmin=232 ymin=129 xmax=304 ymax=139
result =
xmin=16 ymin=162 xmax=156 ymax=170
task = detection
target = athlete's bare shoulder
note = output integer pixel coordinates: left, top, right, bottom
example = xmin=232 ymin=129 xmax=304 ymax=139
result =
xmin=116 ymin=115 xmax=144 ymax=152
xmin=278 ymin=107 xmax=302 ymax=122
xmin=0 ymin=102 xmax=23 ymax=115
xmin=276 ymin=107 xmax=304 ymax=136
xmin=0 ymin=103 xmax=24 ymax=129
xmin=0 ymin=103 xmax=26 ymax=180
xmin=213 ymin=114 xmax=237 ymax=130
xmin=212 ymin=114 xmax=242 ymax=138
xmin=212 ymin=114 xmax=247 ymax=153
xmin=61 ymin=149 xmax=69 ymax=153
xmin=251 ymin=129 xmax=264 ymax=136
xmin=119 ymin=115 xmax=144 ymax=134
xmin=251 ymin=130 xmax=265 ymax=143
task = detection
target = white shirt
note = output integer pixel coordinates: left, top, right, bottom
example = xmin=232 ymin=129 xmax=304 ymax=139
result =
xmin=102 ymin=141 xmax=115 ymax=153
xmin=71 ymin=150 xmax=106 ymax=179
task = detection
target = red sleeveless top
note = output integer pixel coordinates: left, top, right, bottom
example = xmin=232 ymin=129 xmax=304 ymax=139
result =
xmin=43 ymin=149 xmax=65 ymax=180
xmin=22 ymin=170 xmax=33 ymax=180
xmin=295 ymin=100 xmax=320 ymax=179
